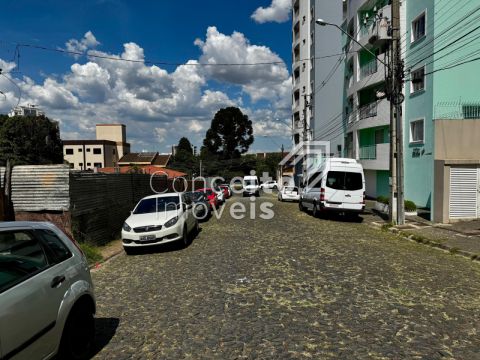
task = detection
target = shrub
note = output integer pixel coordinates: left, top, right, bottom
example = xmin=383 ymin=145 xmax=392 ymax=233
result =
xmin=79 ymin=242 xmax=103 ymax=265
xmin=376 ymin=195 xmax=389 ymax=204
xmin=404 ymin=200 xmax=417 ymax=212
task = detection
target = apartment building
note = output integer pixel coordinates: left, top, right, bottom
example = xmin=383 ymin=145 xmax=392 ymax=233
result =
xmin=291 ymin=0 xmax=345 ymax=184
xmin=404 ymin=0 xmax=480 ymax=222
xmin=63 ymin=124 xmax=130 ymax=170
xmin=342 ymin=0 xmax=399 ymax=198
xmin=8 ymin=104 xmax=45 ymax=117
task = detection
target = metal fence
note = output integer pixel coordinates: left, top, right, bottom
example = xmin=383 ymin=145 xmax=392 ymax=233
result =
xmin=434 ymin=101 xmax=480 ymax=120
xmin=359 ymin=101 xmax=378 ymax=120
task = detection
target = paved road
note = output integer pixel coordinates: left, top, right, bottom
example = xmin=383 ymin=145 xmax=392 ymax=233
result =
xmin=91 ymin=194 xmax=480 ymax=359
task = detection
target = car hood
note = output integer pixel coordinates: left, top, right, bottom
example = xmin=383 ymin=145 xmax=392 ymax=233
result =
xmin=126 ymin=210 xmax=179 ymax=227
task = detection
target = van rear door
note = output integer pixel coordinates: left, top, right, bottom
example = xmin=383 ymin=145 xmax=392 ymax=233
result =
xmin=325 ymin=169 xmax=345 ymax=205
xmin=342 ymin=171 xmax=364 ymax=207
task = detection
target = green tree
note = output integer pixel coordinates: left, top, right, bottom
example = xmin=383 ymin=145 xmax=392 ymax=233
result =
xmin=203 ymin=107 xmax=254 ymax=159
xmin=0 ymin=115 xmax=63 ymax=166
xmin=177 ymin=137 xmax=193 ymax=155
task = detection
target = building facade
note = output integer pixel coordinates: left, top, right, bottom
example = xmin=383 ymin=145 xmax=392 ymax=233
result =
xmin=8 ymin=104 xmax=45 ymax=117
xmin=404 ymin=0 xmax=480 ymax=222
xmin=63 ymin=124 xmax=130 ymax=170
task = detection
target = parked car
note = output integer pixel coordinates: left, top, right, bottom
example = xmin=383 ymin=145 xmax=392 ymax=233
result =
xmin=197 ymin=188 xmax=219 ymax=209
xmin=185 ymin=191 xmax=211 ymax=220
xmin=122 ymin=192 xmax=199 ymax=254
xmin=243 ymin=175 xmax=260 ymax=197
xmin=219 ymin=184 xmax=232 ymax=199
xmin=0 ymin=221 xmax=96 ymax=360
xmin=278 ymin=186 xmax=300 ymax=202
xmin=299 ymin=158 xmax=365 ymax=217
xmin=213 ymin=186 xmax=225 ymax=204
xmin=260 ymin=180 xmax=279 ymax=190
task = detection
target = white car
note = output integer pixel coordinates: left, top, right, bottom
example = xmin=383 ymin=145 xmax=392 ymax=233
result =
xmin=213 ymin=187 xmax=225 ymax=204
xmin=278 ymin=186 xmax=300 ymax=202
xmin=122 ymin=193 xmax=199 ymax=254
xmin=0 ymin=221 xmax=96 ymax=360
xmin=260 ymin=180 xmax=279 ymax=190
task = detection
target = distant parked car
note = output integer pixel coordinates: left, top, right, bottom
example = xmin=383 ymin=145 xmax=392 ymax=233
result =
xmin=260 ymin=180 xmax=278 ymax=190
xmin=213 ymin=186 xmax=225 ymax=204
xmin=0 ymin=221 xmax=96 ymax=360
xmin=219 ymin=185 xmax=231 ymax=199
xmin=220 ymin=184 xmax=232 ymax=197
xmin=122 ymin=192 xmax=199 ymax=254
xmin=185 ymin=191 xmax=211 ymax=220
xmin=197 ymin=188 xmax=219 ymax=209
xmin=243 ymin=175 xmax=260 ymax=197
xmin=278 ymin=186 xmax=300 ymax=202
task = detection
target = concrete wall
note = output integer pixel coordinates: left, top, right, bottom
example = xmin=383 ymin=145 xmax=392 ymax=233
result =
xmin=434 ymin=119 xmax=480 ymax=161
xmin=96 ymin=124 xmax=126 ymax=143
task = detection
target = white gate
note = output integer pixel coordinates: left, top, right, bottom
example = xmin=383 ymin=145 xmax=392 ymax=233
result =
xmin=449 ymin=167 xmax=479 ymax=219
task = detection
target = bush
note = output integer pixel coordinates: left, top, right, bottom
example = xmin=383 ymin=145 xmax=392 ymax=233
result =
xmin=376 ymin=195 xmax=389 ymax=204
xmin=404 ymin=200 xmax=417 ymax=212
xmin=79 ymin=242 xmax=103 ymax=265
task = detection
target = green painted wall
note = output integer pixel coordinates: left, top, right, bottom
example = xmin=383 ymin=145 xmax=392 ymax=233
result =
xmin=404 ymin=0 xmax=435 ymax=209
xmin=359 ymin=126 xmax=389 ymax=147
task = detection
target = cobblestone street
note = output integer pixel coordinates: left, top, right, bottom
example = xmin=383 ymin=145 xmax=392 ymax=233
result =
xmin=91 ymin=194 xmax=480 ymax=359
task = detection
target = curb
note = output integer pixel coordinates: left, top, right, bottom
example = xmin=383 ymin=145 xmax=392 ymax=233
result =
xmin=369 ymin=223 xmax=480 ymax=263
xmin=89 ymin=247 xmax=124 ymax=271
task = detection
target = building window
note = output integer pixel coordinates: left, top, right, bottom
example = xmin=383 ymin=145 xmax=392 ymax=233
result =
xmin=78 ymin=148 xmax=83 ymax=152
xmin=93 ymin=148 xmax=102 ymax=155
xmin=86 ymin=148 xmax=91 ymax=152
xmin=94 ymin=163 xmax=102 ymax=168
xmin=79 ymin=163 xmax=83 ymax=168
xmin=410 ymin=119 xmax=424 ymax=143
xmin=68 ymin=163 xmax=74 ymax=169
xmin=410 ymin=66 xmax=425 ymax=93
xmin=462 ymin=104 xmax=480 ymax=119
xmin=87 ymin=163 xmax=91 ymax=166
xmin=411 ymin=11 xmax=426 ymax=43
xmin=65 ymin=148 xmax=73 ymax=155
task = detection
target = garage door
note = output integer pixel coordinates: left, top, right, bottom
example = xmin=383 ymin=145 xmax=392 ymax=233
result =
xmin=449 ymin=167 xmax=479 ymax=219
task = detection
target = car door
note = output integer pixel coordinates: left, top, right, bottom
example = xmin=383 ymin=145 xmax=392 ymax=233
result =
xmin=325 ymin=169 xmax=346 ymax=206
xmin=182 ymin=195 xmax=195 ymax=231
xmin=0 ymin=228 xmax=73 ymax=360
xmin=342 ymin=170 xmax=364 ymax=208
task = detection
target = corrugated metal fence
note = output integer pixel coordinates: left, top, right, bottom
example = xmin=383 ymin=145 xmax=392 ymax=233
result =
xmin=9 ymin=165 xmax=176 ymax=246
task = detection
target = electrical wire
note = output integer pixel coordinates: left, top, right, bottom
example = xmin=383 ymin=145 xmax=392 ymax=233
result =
xmin=0 ymin=73 xmax=22 ymax=107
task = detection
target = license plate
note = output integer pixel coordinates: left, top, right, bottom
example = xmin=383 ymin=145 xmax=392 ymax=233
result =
xmin=140 ymin=235 xmax=156 ymax=241
xmin=328 ymin=203 xmax=340 ymax=208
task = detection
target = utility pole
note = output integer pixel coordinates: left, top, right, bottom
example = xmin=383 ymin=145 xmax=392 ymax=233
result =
xmin=280 ymin=143 xmax=284 ymax=183
xmin=302 ymin=94 xmax=311 ymax=184
xmin=390 ymin=0 xmax=405 ymax=224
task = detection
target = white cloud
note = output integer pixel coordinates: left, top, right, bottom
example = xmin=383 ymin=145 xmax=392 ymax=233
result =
xmin=65 ymin=31 xmax=100 ymax=58
xmin=195 ymin=26 xmax=290 ymax=104
xmin=251 ymin=0 xmax=291 ymax=24
xmin=0 ymin=28 xmax=292 ymax=152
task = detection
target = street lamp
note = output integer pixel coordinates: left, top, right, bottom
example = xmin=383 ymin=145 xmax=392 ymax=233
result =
xmin=315 ymin=19 xmax=388 ymax=68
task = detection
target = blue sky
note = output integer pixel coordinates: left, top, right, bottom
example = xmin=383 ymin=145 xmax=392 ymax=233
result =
xmin=0 ymin=0 xmax=293 ymax=153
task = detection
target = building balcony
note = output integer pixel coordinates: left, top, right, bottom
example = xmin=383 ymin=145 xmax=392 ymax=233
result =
xmin=350 ymin=99 xmax=389 ymax=131
xmin=358 ymin=6 xmax=391 ymax=49
xmin=358 ymin=143 xmax=389 ymax=170
xmin=346 ymin=74 xmax=354 ymax=89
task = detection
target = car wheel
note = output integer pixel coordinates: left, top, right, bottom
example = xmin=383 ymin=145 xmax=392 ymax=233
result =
xmin=124 ymin=247 xmax=137 ymax=255
xmin=182 ymin=225 xmax=189 ymax=248
xmin=312 ymin=203 xmax=319 ymax=218
xmin=59 ymin=302 xmax=95 ymax=360
xmin=273 ymin=185 xmax=278 ymax=190
xmin=299 ymin=201 xmax=304 ymax=212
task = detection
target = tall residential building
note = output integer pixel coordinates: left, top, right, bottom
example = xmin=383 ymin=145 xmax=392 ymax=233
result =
xmin=63 ymin=124 xmax=130 ymax=171
xmin=343 ymin=0 xmax=398 ymax=198
xmin=291 ymin=0 xmax=345 ymax=184
xmin=404 ymin=0 xmax=480 ymax=223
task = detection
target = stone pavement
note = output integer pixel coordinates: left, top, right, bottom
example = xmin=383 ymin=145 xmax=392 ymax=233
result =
xmin=90 ymin=194 xmax=480 ymax=359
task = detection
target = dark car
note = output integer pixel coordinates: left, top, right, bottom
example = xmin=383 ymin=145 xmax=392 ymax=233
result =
xmin=185 ymin=191 xmax=211 ymax=220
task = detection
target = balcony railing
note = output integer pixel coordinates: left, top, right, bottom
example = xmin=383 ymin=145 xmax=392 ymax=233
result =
xmin=359 ymin=101 xmax=378 ymax=120
xmin=360 ymin=58 xmax=378 ymax=79
xmin=359 ymin=145 xmax=377 ymax=160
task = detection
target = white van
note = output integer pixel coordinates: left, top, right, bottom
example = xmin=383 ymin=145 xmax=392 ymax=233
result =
xmin=243 ymin=175 xmax=260 ymax=197
xmin=299 ymin=158 xmax=365 ymax=217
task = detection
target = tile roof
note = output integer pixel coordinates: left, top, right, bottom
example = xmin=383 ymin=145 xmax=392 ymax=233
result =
xmin=97 ymin=166 xmax=186 ymax=178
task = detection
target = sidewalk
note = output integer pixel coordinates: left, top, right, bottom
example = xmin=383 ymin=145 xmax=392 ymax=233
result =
xmin=363 ymin=200 xmax=480 ymax=261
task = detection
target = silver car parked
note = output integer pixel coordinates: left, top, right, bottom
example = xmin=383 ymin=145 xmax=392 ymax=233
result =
xmin=0 ymin=222 xmax=96 ymax=360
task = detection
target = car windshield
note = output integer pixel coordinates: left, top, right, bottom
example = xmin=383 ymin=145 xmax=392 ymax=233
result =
xmin=133 ymin=196 xmax=180 ymax=214
xmin=244 ymin=179 xmax=258 ymax=186
xmin=326 ymin=171 xmax=363 ymax=191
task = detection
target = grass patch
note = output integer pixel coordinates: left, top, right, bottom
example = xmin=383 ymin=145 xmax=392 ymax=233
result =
xmin=449 ymin=247 xmax=460 ymax=255
xmin=79 ymin=242 xmax=103 ymax=265
xmin=381 ymin=223 xmax=393 ymax=231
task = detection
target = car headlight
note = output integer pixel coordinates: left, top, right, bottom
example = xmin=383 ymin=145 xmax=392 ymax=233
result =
xmin=164 ymin=216 xmax=179 ymax=228
xmin=123 ymin=222 xmax=132 ymax=232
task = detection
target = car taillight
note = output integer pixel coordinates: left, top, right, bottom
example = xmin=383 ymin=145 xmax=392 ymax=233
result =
xmin=362 ymin=191 xmax=366 ymax=204
xmin=320 ymin=188 xmax=325 ymax=201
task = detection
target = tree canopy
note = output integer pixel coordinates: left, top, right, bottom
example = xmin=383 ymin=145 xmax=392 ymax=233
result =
xmin=202 ymin=107 xmax=254 ymax=159
xmin=0 ymin=115 xmax=63 ymax=166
